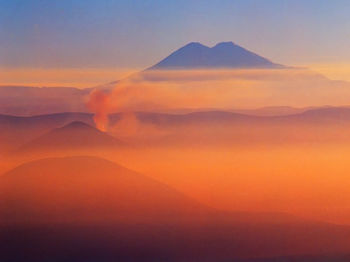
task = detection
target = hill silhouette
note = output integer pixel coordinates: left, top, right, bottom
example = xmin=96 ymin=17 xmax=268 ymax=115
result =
xmin=16 ymin=121 xmax=122 ymax=152
xmin=0 ymin=156 xmax=209 ymax=223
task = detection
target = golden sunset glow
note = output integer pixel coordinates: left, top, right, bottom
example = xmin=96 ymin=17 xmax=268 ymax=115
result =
xmin=308 ymin=64 xmax=350 ymax=82
xmin=2 ymin=1 xmax=350 ymax=261
xmin=0 ymin=67 xmax=137 ymax=88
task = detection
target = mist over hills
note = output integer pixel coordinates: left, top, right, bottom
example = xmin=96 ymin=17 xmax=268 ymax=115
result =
xmin=0 ymin=85 xmax=90 ymax=116
xmin=2 ymin=42 xmax=350 ymax=117
xmin=0 ymin=41 xmax=287 ymax=115
xmin=2 ymin=107 xmax=350 ymax=153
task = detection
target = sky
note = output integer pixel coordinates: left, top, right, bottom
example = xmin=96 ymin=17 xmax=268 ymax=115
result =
xmin=1 ymin=0 xmax=350 ymax=86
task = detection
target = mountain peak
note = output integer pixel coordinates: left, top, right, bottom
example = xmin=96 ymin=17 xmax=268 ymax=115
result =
xmin=184 ymin=42 xmax=207 ymax=48
xmin=148 ymin=41 xmax=284 ymax=70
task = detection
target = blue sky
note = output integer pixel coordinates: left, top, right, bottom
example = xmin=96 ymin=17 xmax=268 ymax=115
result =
xmin=1 ymin=0 xmax=350 ymax=68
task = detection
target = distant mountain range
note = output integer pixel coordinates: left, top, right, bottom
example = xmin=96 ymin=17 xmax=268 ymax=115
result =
xmin=3 ymin=107 xmax=350 ymax=153
xmin=148 ymin=41 xmax=284 ymax=70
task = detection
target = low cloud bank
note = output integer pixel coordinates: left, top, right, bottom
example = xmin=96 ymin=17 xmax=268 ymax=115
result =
xmin=87 ymin=68 xmax=350 ymax=130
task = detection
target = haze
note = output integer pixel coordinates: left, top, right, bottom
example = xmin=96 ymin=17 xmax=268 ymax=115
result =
xmin=2 ymin=1 xmax=350 ymax=262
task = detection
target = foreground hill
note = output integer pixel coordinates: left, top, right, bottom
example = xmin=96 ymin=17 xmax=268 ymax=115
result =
xmin=0 ymin=156 xmax=209 ymax=224
xmin=148 ymin=42 xmax=284 ymax=70
xmin=0 ymin=155 xmax=295 ymax=224
xmin=1 ymin=156 xmax=350 ymax=261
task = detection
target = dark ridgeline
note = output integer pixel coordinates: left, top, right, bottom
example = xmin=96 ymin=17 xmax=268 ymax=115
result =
xmin=148 ymin=42 xmax=284 ymax=70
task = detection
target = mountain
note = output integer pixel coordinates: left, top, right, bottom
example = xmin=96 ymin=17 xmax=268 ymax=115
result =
xmin=148 ymin=42 xmax=284 ymax=70
xmin=16 ymin=121 xmax=122 ymax=152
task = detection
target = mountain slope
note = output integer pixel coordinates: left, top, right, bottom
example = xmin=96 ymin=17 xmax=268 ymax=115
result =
xmin=148 ymin=42 xmax=284 ymax=70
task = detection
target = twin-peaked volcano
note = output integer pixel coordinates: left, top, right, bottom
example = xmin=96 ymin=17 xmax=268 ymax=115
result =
xmin=148 ymin=41 xmax=284 ymax=70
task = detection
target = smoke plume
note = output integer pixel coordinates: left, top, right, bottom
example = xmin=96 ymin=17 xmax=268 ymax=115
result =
xmin=86 ymin=89 xmax=111 ymax=131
